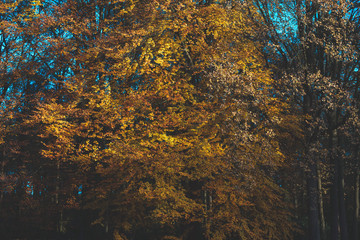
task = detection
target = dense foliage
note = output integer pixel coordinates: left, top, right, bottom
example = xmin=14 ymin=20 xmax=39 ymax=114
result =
xmin=0 ymin=0 xmax=359 ymax=240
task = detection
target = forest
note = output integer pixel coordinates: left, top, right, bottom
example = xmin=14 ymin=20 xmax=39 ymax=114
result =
xmin=0 ymin=0 xmax=360 ymax=239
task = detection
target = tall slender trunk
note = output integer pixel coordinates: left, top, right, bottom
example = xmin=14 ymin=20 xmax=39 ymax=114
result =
xmin=318 ymin=165 xmax=326 ymax=239
xmin=330 ymin=129 xmax=339 ymax=240
xmin=203 ymin=190 xmax=209 ymax=239
xmin=203 ymin=189 xmax=213 ymax=239
xmin=56 ymin=160 xmax=64 ymax=233
xmin=338 ymin=155 xmax=349 ymax=240
xmin=59 ymin=210 xmax=65 ymax=233
xmin=354 ymin=172 xmax=359 ymax=240
xmin=56 ymin=160 xmax=60 ymax=205
xmin=0 ymin=147 xmax=4 ymax=204
xmin=105 ymin=198 xmax=109 ymax=234
xmin=302 ymin=91 xmax=321 ymax=240
xmin=330 ymin=160 xmax=340 ymax=240
xmin=307 ymin=154 xmax=321 ymax=240
xmin=294 ymin=194 xmax=299 ymax=218
xmin=0 ymin=145 xmax=4 ymax=233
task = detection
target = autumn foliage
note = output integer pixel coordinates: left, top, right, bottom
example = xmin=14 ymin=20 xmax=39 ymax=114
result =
xmin=2 ymin=0 xmax=359 ymax=240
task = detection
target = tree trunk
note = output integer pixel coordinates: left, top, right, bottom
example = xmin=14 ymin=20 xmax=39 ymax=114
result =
xmin=203 ymin=190 xmax=209 ymax=239
xmin=330 ymin=129 xmax=339 ymax=240
xmin=0 ymin=149 xmax=4 ymax=204
xmin=303 ymin=91 xmax=321 ymax=240
xmin=338 ymin=156 xmax=349 ymax=240
xmin=0 ymin=144 xmax=6 ymax=205
xmin=318 ymin=165 xmax=326 ymax=239
xmin=330 ymin=162 xmax=340 ymax=240
xmin=59 ymin=210 xmax=65 ymax=233
xmin=105 ymin=201 xmax=109 ymax=234
xmin=354 ymin=172 xmax=359 ymax=240
xmin=56 ymin=160 xmax=64 ymax=233
xmin=307 ymin=156 xmax=321 ymax=240
xmin=56 ymin=160 xmax=60 ymax=205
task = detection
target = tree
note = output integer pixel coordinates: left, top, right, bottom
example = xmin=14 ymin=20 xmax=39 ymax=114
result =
xmin=27 ymin=0 xmax=298 ymax=239
xmin=251 ymin=0 xmax=360 ymax=239
xmin=0 ymin=0 xmax=308 ymax=239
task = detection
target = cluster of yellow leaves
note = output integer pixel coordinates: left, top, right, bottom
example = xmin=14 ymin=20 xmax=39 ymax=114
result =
xmin=25 ymin=0 xmax=298 ymax=239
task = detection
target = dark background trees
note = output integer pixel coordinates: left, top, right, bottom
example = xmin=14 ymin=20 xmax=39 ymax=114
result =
xmin=250 ymin=0 xmax=360 ymax=239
